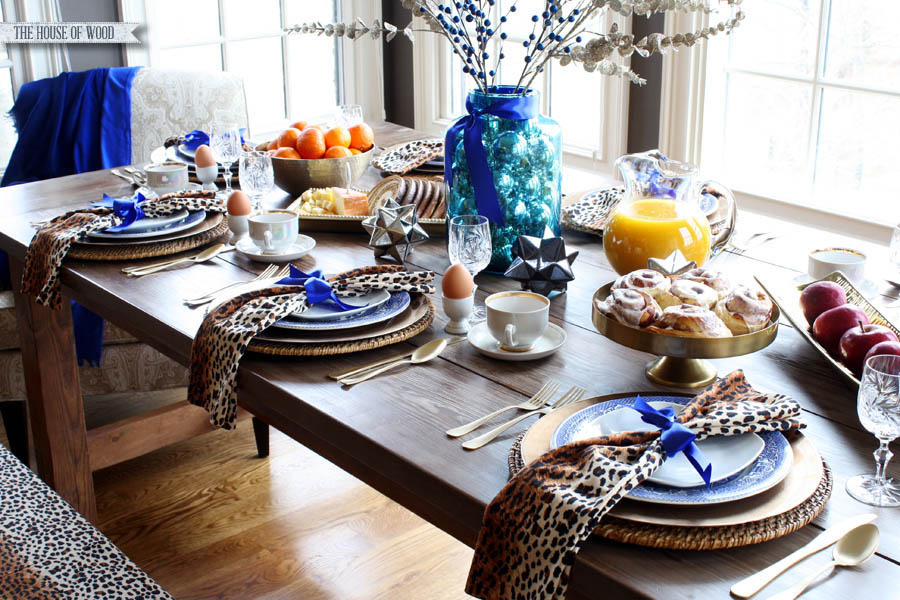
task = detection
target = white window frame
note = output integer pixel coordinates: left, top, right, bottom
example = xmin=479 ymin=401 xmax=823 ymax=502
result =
xmin=658 ymin=6 xmax=893 ymax=242
xmin=412 ymin=11 xmax=630 ymax=178
xmin=117 ymin=0 xmax=384 ymax=138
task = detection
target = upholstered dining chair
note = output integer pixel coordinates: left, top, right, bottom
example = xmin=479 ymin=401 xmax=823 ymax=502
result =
xmin=0 ymin=68 xmax=260 ymax=464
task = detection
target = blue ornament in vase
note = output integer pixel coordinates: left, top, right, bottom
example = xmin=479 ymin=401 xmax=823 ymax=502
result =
xmin=445 ymin=86 xmax=562 ymax=272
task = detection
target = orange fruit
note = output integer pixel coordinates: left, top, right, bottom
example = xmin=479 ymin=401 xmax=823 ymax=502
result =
xmin=309 ymin=124 xmax=327 ymax=133
xmin=324 ymin=146 xmax=353 ymax=159
xmin=349 ymin=123 xmax=374 ymax=151
xmin=349 ymin=148 xmax=362 ymax=155
xmin=324 ymin=126 xmax=351 ymax=149
xmin=277 ymin=127 xmax=302 ymax=149
xmin=289 ymin=120 xmax=308 ymax=131
xmin=296 ymin=127 xmax=326 ymax=159
xmin=267 ymin=139 xmax=278 ymax=151
xmin=273 ymin=147 xmax=301 ymax=159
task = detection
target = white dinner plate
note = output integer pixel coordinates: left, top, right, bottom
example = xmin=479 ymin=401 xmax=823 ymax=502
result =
xmin=272 ymin=291 xmax=411 ymax=332
xmin=292 ymin=289 xmax=391 ymax=321
xmin=235 ymin=235 xmax=316 ymax=263
xmin=87 ymin=210 xmax=206 ymax=240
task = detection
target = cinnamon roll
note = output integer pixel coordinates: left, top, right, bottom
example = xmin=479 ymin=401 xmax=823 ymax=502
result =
xmin=596 ymin=288 xmax=663 ymax=328
xmin=612 ymin=269 xmax=671 ymax=304
xmin=657 ymin=279 xmax=719 ymax=310
xmin=677 ymin=268 xmax=733 ymax=301
xmin=714 ymin=285 xmax=774 ymax=335
xmin=648 ymin=304 xmax=733 ymax=338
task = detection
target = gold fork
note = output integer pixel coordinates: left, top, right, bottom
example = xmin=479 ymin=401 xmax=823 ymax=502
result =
xmin=183 ymin=264 xmax=289 ymax=307
xmin=446 ymin=381 xmax=559 ymax=437
xmin=462 ymin=385 xmax=587 ymax=450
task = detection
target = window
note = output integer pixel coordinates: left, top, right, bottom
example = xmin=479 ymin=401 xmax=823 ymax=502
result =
xmin=0 ymin=0 xmax=21 ymax=174
xmin=413 ymin=1 xmax=629 ymax=174
xmin=664 ymin=0 xmax=900 ymax=227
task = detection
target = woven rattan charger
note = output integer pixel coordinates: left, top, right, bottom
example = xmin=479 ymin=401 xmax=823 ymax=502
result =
xmin=507 ymin=395 xmax=832 ymax=551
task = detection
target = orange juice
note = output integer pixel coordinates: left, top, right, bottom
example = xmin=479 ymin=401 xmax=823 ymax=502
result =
xmin=604 ymin=198 xmax=711 ymax=274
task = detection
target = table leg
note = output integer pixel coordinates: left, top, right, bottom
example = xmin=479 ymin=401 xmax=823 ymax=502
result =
xmin=252 ymin=416 xmax=270 ymax=458
xmin=10 ymin=260 xmax=96 ymax=522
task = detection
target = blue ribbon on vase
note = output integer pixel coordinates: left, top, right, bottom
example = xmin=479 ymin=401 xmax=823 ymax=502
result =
xmin=183 ymin=129 xmax=248 ymax=151
xmin=276 ymin=265 xmax=361 ymax=311
xmin=626 ymin=395 xmax=713 ymax=487
xmin=443 ymin=91 xmax=540 ymax=226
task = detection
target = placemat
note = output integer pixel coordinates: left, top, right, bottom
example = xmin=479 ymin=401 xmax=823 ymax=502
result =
xmin=248 ymin=295 xmax=434 ymax=356
xmin=68 ymin=215 xmax=228 ymax=261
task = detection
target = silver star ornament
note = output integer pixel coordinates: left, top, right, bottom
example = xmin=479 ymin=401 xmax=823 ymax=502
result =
xmin=504 ymin=227 xmax=578 ymax=297
xmin=362 ymin=198 xmax=429 ymax=263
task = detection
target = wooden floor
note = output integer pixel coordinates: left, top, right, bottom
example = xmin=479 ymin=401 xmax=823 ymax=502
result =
xmin=0 ymin=402 xmax=475 ymax=599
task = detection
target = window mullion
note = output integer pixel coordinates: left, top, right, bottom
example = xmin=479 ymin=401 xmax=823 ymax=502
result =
xmin=218 ymin=0 xmax=227 ymax=70
xmin=806 ymin=0 xmax=831 ymax=191
xmin=280 ymin=0 xmax=290 ymax=123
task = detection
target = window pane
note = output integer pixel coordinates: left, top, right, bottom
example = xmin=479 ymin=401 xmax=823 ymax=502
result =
xmin=0 ymin=68 xmax=17 ymax=171
xmin=728 ymin=0 xmax=820 ymax=78
xmin=285 ymin=1 xmax=334 ymax=23
xmin=223 ymin=0 xmax=281 ymax=38
xmin=227 ymin=37 xmax=285 ymax=134
xmin=813 ymin=88 xmax=900 ymax=220
xmin=285 ymin=34 xmax=338 ymax=124
xmin=824 ymin=0 xmax=900 ymax=91
xmin=153 ymin=0 xmax=220 ymax=46
xmin=0 ymin=2 xmax=7 ymax=60
xmin=713 ymin=73 xmax=812 ymax=198
xmin=156 ymin=44 xmax=223 ymax=71
xmin=550 ymin=63 xmax=602 ymax=153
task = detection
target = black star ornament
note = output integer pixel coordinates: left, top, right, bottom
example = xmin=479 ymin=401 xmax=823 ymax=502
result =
xmin=504 ymin=226 xmax=578 ymax=296
xmin=362 ymin=198 xmax=429 ymax=263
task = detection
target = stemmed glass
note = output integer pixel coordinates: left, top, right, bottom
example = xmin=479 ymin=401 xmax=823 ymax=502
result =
xmin=848 ymin=354 xmax=900 ymax=507
xmin=448 ymin=214 xmax=492 ymax=320
xmin=238 ymin=150 xmax=274 ymax=211
xmin=210 ymin=122 xmax=241 ymax=195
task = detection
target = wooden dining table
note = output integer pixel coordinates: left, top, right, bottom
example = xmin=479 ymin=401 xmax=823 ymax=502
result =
xmin=1 ymin=121 xmax=898 ymax=599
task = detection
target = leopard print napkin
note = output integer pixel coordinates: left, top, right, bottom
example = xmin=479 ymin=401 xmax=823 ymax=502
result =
xmin=188 ymin=265 xmax=435 ymax=429
xmin=22 ymin=190 xmax=223 ymax=308
xmin=465 ymin=371 xmax=804 ymax=600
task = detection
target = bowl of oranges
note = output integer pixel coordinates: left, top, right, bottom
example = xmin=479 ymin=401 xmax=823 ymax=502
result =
xmin=261 ymin=121 xmax=376 ymax=197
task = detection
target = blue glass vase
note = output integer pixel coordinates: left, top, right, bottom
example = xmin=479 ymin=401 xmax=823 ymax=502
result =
xmin=446 ymin=87 xmax=562 ymax=272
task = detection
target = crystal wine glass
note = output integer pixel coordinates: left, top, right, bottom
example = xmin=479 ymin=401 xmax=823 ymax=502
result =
xmin=448 ymin=214 xmax=491 ymax=320
xmin=335 ymin=104 xmax=363 ymax=127
xmin=847 ymin=354 xmax=900 ymax=507
xmin=238 ymin=150 xmax=274 ymax=211
xmin=210 ymin=122 xmax=241 ymax=195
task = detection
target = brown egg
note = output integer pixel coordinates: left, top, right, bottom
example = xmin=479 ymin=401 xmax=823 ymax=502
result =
xmin=194 ymin=144 xmax=216 ymax=168
xmin=227 ymin=191 xmax=252 ymax=216
xmin=442 ymin=263 xmax=474 ymax=299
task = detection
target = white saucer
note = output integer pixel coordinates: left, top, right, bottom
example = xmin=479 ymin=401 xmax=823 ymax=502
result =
xmin=467 ymin=322 xmax=566 ymax=361
xmin=235 ymin=234 xmax=316 ymax=262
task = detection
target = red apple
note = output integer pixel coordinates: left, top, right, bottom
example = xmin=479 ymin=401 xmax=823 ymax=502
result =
xmin=862 ymin=340 xmax=900 ymax=373
xmin=839 ymin=323 xmax=899 ymax=375
xmin=800 ymin=281 xmax=847 ymax=325
xmin=812 ymin=305 xmax=869 ymax=356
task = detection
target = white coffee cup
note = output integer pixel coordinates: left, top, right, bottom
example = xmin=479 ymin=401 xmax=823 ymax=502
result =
xmin=248 ymin=210 xmax=299 ymax=255
xmin=144 ymin=162 xmax=188 ymax=194
xmin=808 ymin=248 xmax=866 ymax=283
xmin=486 ymin=291 xmax=550 ymax=352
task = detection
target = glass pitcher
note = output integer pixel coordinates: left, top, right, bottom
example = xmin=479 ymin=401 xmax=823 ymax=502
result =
xmin=604 ymin=150 xmax=730 ymax=275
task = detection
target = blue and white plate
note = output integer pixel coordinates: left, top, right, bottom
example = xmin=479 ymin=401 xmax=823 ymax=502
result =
xmin=292 ymin=289 xmax=391 ymax=321
xmin=87 ymin=210 xmax=206 ymax=240
xmin=272 ymin=291 xmax=411 ymax=332
xmin=551 ymin=395 xmax=793 ymax=505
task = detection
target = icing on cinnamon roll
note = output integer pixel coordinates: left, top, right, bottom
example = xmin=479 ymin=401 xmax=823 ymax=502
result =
xmin=678 ymin=268 xmax=733 ymax=301
xmin=649 ymin=304 xmax=733 ymax=338
xmin=597 ymin=288 xmax=663 ymax=328
xmin=715 ymin=285 xmax=774 ymax=335
xmin=657 ymin=279 xmax=718 ymax=310
xmin=612 ymin=269 xmax=671 ymax=304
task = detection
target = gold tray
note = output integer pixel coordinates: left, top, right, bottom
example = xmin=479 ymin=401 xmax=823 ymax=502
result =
xmin=756 ymin=271 xmax=900 ymax=388
xmin=592 ymin=282 xmax=780 ymax=388
xmin=298 ymin=212 xmax=446 ymax=235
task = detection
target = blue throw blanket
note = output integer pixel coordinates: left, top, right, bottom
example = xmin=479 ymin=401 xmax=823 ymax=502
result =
xmin=1 ymin=66 xmax=141 ymax=365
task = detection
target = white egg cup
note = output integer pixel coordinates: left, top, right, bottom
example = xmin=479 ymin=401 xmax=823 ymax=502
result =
xmin=443 ymin=293 xmax=474 ymax=335
xmin=195 ymin=165 xmax=219 ymax=191
xmin=227 ymin=214 xmax=249 ymax=238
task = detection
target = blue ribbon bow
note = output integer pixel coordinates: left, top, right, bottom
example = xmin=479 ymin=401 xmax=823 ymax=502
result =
xmin=444 ymin=88 xmax=540 ymax=225
xmin=93 ymin=193 xmax=146 ymax=232
xmin=626 ymin=396 xmax=712 ymax=487
xmin=183 ymin=128 xmax=248 ymax=151
xmin=276 ymin=265 xmax=359 ymax=311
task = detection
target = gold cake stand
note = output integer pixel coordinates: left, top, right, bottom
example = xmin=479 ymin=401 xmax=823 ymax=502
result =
xmin=592 ymin=283 xmax=780 ymax=388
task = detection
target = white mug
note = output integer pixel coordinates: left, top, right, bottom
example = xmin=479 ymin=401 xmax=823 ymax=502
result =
xmin=486 ymin=291 xmax=550 ymax=352
xmin=808 ymin=248 xmax=866 ymax=283
xmin=144 ymin=162 xmax=188 ymax=194
xmin=248 ymin=210 xmax=299 ymax=255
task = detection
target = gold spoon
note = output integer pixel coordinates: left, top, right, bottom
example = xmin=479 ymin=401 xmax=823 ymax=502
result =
xmin=338 ymin=338 xmax=448 ymax=386
xmin=125 ymin=243 xmax=227 ymax=277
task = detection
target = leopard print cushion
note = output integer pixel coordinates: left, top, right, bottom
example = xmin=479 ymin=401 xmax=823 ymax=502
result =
xmin=0 ymin=443 xmax=172 ymax=599
xmin=561 ymin=186 xmax=624 ymax=235
xmin=188 ymin=265 xmax=435 ymax=429
xmin=22 ymin=189 xmax=224 ymax=309
xmin=372 ymin=139 xmax=444 ymax=175
xmin=465 ymin=371 xmax=805 ymax=600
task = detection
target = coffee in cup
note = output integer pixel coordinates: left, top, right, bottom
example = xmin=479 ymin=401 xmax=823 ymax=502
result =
xmin=248 ymin=210 xmax=299 ymax=255
xmin=144 ymin=162 xmax=188 ymax=194
xmin=485 ymin=291 xmax=550 ymax=352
